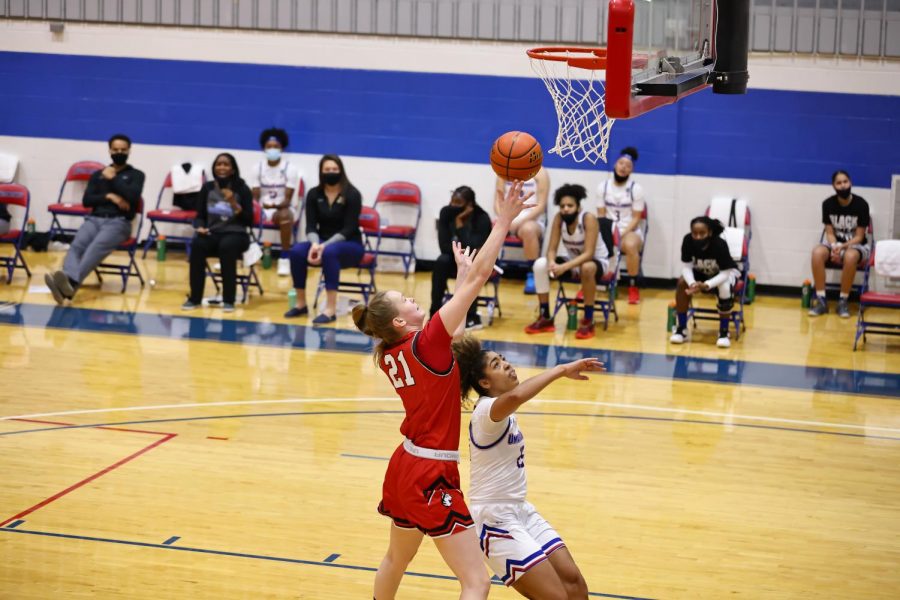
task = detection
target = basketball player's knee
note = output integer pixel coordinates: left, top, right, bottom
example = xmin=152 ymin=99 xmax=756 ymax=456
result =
xmin=533 ymin=257 xmax=548 ymax=274
xmin=843 ymin=249 xmax=860 ymax=267
xmin=561 ymin=571 xmax=589 ymax=599
xmin=519 ymin=221 xmax=539 ymax=240
xmin=812 ymin=245 xmax=829 ymax=261
xmin=717 ymin=294 xmax=734 ymax=313
xmin=459 ymin=569 xmax=491 ymax=595
xmin=581 ymin=261 xmax=597 ymax=276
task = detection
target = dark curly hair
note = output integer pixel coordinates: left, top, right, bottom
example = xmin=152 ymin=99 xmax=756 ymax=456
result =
xmin=553 ymin=183 xmax=588 ymax=206
xmin=620 ymin=146 xmax=639 ymax=162
xmin=451 ymin=335 xmax=490 ymax=401
xmin=259 ymin=127 xmax=289 ymax=149
xmin=690 ymin=216 xmax=725 ymax=238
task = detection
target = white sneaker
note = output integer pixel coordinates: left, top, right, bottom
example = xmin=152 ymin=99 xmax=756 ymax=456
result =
xmin=717 ymin=335 xmax=731 ymax=348
xmin=669 ymin=330 xmax=687 ymax=344
xmin=277 ymin=257 xmax=291 ymax=276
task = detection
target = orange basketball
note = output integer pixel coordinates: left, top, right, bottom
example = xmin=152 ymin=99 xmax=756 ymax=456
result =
xmin=490 ymin=131 xmax=543 ymax=181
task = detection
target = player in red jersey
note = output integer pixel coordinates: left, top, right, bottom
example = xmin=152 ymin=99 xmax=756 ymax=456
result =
xmin=352 ymin=180 xmax=531 ymax=600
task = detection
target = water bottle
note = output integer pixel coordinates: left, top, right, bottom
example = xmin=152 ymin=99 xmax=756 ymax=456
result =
xmin=262 ymin=241 xmax=273 ymax=269
xmin=747 ymin=273 xmax=756 ymax=304
xmin=26 ymin=218 xmax=36 ymax=234
xmin=156 ymin=235 xmax=167 ymax=262
xmin=667 ymin=301 xmax=676 ymax=332
xmin=287 ymin=289 xmax=297 ymax=310
xmin=566 ymin=299 xmax=578 ymax=331
xmin=801 ymin=279 xmax=811 ymax=309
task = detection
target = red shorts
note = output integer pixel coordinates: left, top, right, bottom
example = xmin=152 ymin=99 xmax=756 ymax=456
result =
xmin=378 ymin=444 xmax=474 ymax=538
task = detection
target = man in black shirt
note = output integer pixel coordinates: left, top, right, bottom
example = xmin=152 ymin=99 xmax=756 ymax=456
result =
xmin=45 ymin=134 xmax=145 ymax=304
xmin=809 ymin=170 xmax=871 ymax=318
xmin=431 ymin=186 xmax=491 ymax=330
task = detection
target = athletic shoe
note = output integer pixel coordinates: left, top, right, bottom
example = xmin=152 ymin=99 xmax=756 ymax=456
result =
xmin=284 ymin=306 xmax=309 ymax=318
xmin=181 ymin=300 xmax=198 ymax=311
xmin=669 ymin=330 xmax=687 ymax=344
xmin=716 ymin=335 xmax=731 ymax=348
xmin=53 ymin=270 xmax=75 ymax=298
xmin=628 ymin=286 xmax=640 ymax=305
xmin=524 ymin=316 xmax=555 ymax=334
xmin=808 ymin=297 xmax=828 ymax=317
xmin=837 ymin=298 xmax=851 ymax=318
xmin=575 ymin=318 xmax=595 ymax=340
xmin=222 ymin=303 xmax=235 ymax=313
xmin=465 ymin=314 xmax=483 ymax=331
xmin=524 ymin=272 xmax=536 ymax=295
xmin=277 ymin=258 xmax=291 ymax=276
xmin=44 ymin=273 xmax=66 ymax=305
xmin=313 ymin=313 xmax=336 ymax=325
xmin=575 ymin=290 xmax=584 ymax=302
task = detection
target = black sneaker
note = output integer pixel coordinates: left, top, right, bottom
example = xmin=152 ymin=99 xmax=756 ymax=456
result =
xmin=465 ymin=313 xmax=483 ymax=331
xmin=837 ymin=298 xmax=851 ymax=318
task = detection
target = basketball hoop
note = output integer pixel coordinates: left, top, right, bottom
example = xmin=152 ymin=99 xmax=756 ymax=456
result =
xmin=527 ymin=47 xmax=616 ymax=165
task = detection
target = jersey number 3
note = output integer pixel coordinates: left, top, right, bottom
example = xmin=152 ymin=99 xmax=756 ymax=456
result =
xmin=384 ymin=351 xmax=416 ymax=389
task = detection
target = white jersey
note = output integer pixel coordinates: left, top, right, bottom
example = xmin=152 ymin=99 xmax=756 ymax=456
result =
xmin=505 ymin=177 xmax=546 ymax=229
xmin=598 ymin=178 xmax=645 ymax=233
xmin=250 ymin=159 xmax=301 ymax=209
xmin=468 ymin=396 xmax=527 ymax=505
xmin=561 ymin=210 xmax=610 ymax=268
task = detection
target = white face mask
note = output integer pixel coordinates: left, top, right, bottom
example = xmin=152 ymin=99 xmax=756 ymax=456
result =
xmin=265 ymin=148 xmax=282 ymax=162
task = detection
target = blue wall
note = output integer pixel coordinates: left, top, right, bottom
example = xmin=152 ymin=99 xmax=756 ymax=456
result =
xmin=1 ymin=51 xmax=897 ymax=188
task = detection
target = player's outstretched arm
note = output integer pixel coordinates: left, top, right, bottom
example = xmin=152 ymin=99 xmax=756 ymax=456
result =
xmin=489 ymin=358 xmax=605 ymax=422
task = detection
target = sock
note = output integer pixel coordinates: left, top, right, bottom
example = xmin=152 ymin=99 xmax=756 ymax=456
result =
xmin=629 ymin=277 xmax=637 ymax=288
xmin=539 ymin=302 xmax=550 ymax=319
xmin=719 ymin=317 xmax=729 ymax=337
xmin=840 ymin=293 xmax=849 ymax=299
xmin=677 ymin=312 xmax=688 ymax=332
xmin=816 ymin=290 xmax=826 ymax=299
xmin=584 ymin=305 xmax=594 ymax=322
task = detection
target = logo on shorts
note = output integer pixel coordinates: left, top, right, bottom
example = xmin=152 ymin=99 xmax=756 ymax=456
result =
xmin=440 ymin=492 xmax=453 ymax=507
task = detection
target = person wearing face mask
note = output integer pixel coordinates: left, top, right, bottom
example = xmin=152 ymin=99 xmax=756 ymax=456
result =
xmin=670 ymin=216 xmax=740 ymax=348
xmin=597 ymin=147 xmax=645 ymax=305
xmin=430 ymin=186 xmax=492 ymax=330
xmin=250 ymin=127 xmax=301 ymax=276
xmin=525 ymin=184 xmax=615 ymax=340
xmin=45 ymin=134 xmax=145 ymax=305
xmin=284 ymin=154 xmax=364 ymax=323
xmin=181 ymin=153 xmax=254 ymax=312
xmin=808 ymin=170 xmax=871 ymax=318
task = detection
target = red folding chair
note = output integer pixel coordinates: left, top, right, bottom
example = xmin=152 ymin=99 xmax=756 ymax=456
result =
xmin=373 ymin=181 xmax=421 ymax=278
xmin=206 ymin=201 xmax=264 ymax=304
xmin=143 ymin=170 xmax=205 ymax=259
xmin=260 ymin=176 xmax=305 ymax=251
xmin=93 ymin=198 xmax=146 ymax=293
xmin=314 ymin=206 xmax=380 ymax=308
xmin=854 ymin=241 xmax=900 ymax=351
xmin=0 ymin=183 xmax=32 ymax=283
xmin=47 ymin=161 xmax=105 ymax=239
xmin=552 ymin=226 xmax=621 ymax=331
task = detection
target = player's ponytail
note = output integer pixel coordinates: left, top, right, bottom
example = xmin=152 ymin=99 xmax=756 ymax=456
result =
xmin=690 ymin=215 xmax=725 ymax=238
xmin=452 ymin=335 xmax=490 ymax=403
xmin=352 ymin=291 xmax=402 ymax=364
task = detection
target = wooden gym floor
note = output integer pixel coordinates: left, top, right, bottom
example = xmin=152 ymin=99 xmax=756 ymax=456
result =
xmin=1 ymin=250 xmax=899 ymax=599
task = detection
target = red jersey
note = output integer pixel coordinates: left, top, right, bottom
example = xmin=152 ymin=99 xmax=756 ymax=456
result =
xmin=379 ymin=312 xmax=461 ymax=451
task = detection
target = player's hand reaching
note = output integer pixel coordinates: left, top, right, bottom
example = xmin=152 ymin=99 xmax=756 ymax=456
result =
xmin=560 ymin=358 xmax=606 ymax=380
xmin=495 ymin=180 xmax=533 ymax=226
xmin=452 ymin=241 xmax=475 ymax=281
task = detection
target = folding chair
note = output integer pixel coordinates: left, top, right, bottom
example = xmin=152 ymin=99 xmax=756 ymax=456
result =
xmin=93 ymin=198 xmax=146 ymax=293
xmin=551 ymin=228 xmax=621 ymax=331
xmin=313 ymin=206 xmax=380 ymax=308
xmin=0 ymin=183 xmax=32 ymax=283
xmin=206 ymin=201 xmax=264 ymax=304
xmin=442 ymin=266 xmax=504 ymax=326
xmin=142 ymin=168 xmax=205 ymax=259
xmin=373 ymin=181 xmax=421 ymax=278
xmin=47 ymin=161 xmax=105 ymax=240
xmin=260 ymin=176 xmax=306 ymax=251
xmin=853 ymin=240 xmax=900 ymax=351
xmin=823 ymin=222 xmax=875 ymax=297
xmin=688 ymin=199 xmax=751 ymax=339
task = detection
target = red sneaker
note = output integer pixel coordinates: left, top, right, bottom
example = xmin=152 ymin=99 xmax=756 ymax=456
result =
xmin=628 ymin=286 xmax=640 ymax=304
xmin=525 ymin=316 xmax=555 ymax=334
xmin=575 ymin=290 xmax=584 ymax=302
xmin=575 ymin=318 xmax=595 ymax=340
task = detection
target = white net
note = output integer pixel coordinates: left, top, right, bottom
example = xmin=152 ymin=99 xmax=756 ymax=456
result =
xmin=530 ymin=55 xmax=616 ymax=164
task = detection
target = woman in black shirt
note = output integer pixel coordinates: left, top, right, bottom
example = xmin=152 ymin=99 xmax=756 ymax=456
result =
xmin=182 ymin=153 xmax=253 ymax=312
xmin=670 ymin=216 xmax=740 ymax=348
xmin=285 ymin=154 xmax=364 ymax=323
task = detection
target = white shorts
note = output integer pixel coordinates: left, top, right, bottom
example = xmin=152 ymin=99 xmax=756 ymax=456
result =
xmin=471 ymin=501 xmax=565 ymax=586
xmin=615 ymin=220 xmax=644 ymax=243
xmin=511 ymin=210 xmax=547 ymax=238
xmin=262 ymin=206 xmax=296 ymax=224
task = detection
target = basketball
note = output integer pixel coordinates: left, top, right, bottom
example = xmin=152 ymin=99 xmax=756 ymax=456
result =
xmin=490 ymin=131 xmax=543 ymax=181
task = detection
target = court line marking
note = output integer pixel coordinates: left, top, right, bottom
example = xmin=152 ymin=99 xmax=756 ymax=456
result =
xmin=3 ymin=396 xmax=900 ymax=435
xmin=0 ymin=528 xmax=653 ymax=600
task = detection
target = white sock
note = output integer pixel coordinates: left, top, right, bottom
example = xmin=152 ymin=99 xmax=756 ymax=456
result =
xmin=840 ymin=293 xmax=849 ymax=299
xmin=816 ymin=290 xmax=826 ymax=299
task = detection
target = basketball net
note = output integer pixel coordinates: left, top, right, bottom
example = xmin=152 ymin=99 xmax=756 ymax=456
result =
xmin=530 ymin=56 xmax=615 ymax=164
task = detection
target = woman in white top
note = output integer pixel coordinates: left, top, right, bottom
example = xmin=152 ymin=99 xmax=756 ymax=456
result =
xmin=250 ymin=127 xmax=301 ymax=276
xmin=597 ymin=147 xmax=645 ymax=305
xmin=525 ymin=184 xmax=615 ymax=341
xmin=495 ymin=166 xmax=550 ymax=294
xmin=453 ymin=334 xmax=604 ymax=599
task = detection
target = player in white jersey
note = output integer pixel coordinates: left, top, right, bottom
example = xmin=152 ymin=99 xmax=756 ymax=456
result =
xmin=250 ymin=128 xmax=302 ymax=275
xmin=597 ymin=147 xmax=645 ymax=304
xmin=524 ymin=184 xmax=615 ymax=340
xmin=452 ymin=335 xmax=604 ymax=599
xmin=495 ymin=166 xmax=550 ymax=294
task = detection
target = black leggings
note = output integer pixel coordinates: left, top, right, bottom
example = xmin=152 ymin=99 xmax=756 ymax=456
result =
xmin=189 ymin=232 xmax=250 ymax=304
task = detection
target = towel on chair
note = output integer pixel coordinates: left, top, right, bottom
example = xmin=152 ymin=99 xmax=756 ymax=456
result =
xmin=0 ymin=153 xmax=18 ymax=184
xmin=170 ymin=163 xmax=203 ymax=194
xmin=875 ymin=240 xmax=900 ymax=278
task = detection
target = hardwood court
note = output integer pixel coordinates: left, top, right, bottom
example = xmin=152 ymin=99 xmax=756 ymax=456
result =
xmin=1 ymin=250 xmax=899 ymax=599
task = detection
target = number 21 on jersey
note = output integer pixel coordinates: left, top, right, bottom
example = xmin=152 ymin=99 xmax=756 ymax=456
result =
xmin=384 ymin=351 xmax=416 ymax=389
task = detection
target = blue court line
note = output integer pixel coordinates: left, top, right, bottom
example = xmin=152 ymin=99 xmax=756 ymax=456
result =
xmin=2 ymin=410 xmax=898 ymax=442
xmin=1 ymin=302 xmax=897 ymax=398
xmin=341 ymin=453 xmax=391 ymax=461
xmin=162 ymin=536 xmax=180 ymax=546
xmin=0 ymin=528 xmax=652 ymax=599
xmin=5 ymin=520 xmax=25 ymax=529
xmin=323 ymin=553 xmax=340 ymax=563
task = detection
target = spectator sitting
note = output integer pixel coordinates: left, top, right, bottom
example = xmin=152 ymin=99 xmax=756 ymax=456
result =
xmin=181 ymin=153 xmax=254 ymax=313
xmin=494 ymin=166 xmax=550 ymax=294
xmin=284 ymin=154 xmax=363 ymax=324
xmin=45 ymin=134 xmax=145 ymax=304
xmin=431 ymin=185 xmax=492 ymax=330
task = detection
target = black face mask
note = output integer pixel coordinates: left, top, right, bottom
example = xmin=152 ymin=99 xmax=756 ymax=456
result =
xmin=561 ymin=212 xmax=578 ymax=226
xmin=692 ymin=237 xmax=710 ymax=252
xmin=613 ymin=172 xmax=629 ymax=184
xmin=446 ymin=205 xmax=465 ymax=219
xmin=836 ymin=187 xmax=852 ymax=200
xmin=322 ymin=172 xmax=342 ymax=186
xmin=111 ymin=153 xmax=128 ymax=166
xmin=214 ymin=176 xmax=232 ymax=188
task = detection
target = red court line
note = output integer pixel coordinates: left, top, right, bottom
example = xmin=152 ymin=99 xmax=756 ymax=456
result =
xmin=0 ymin=418 xmax=177 ymax=528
